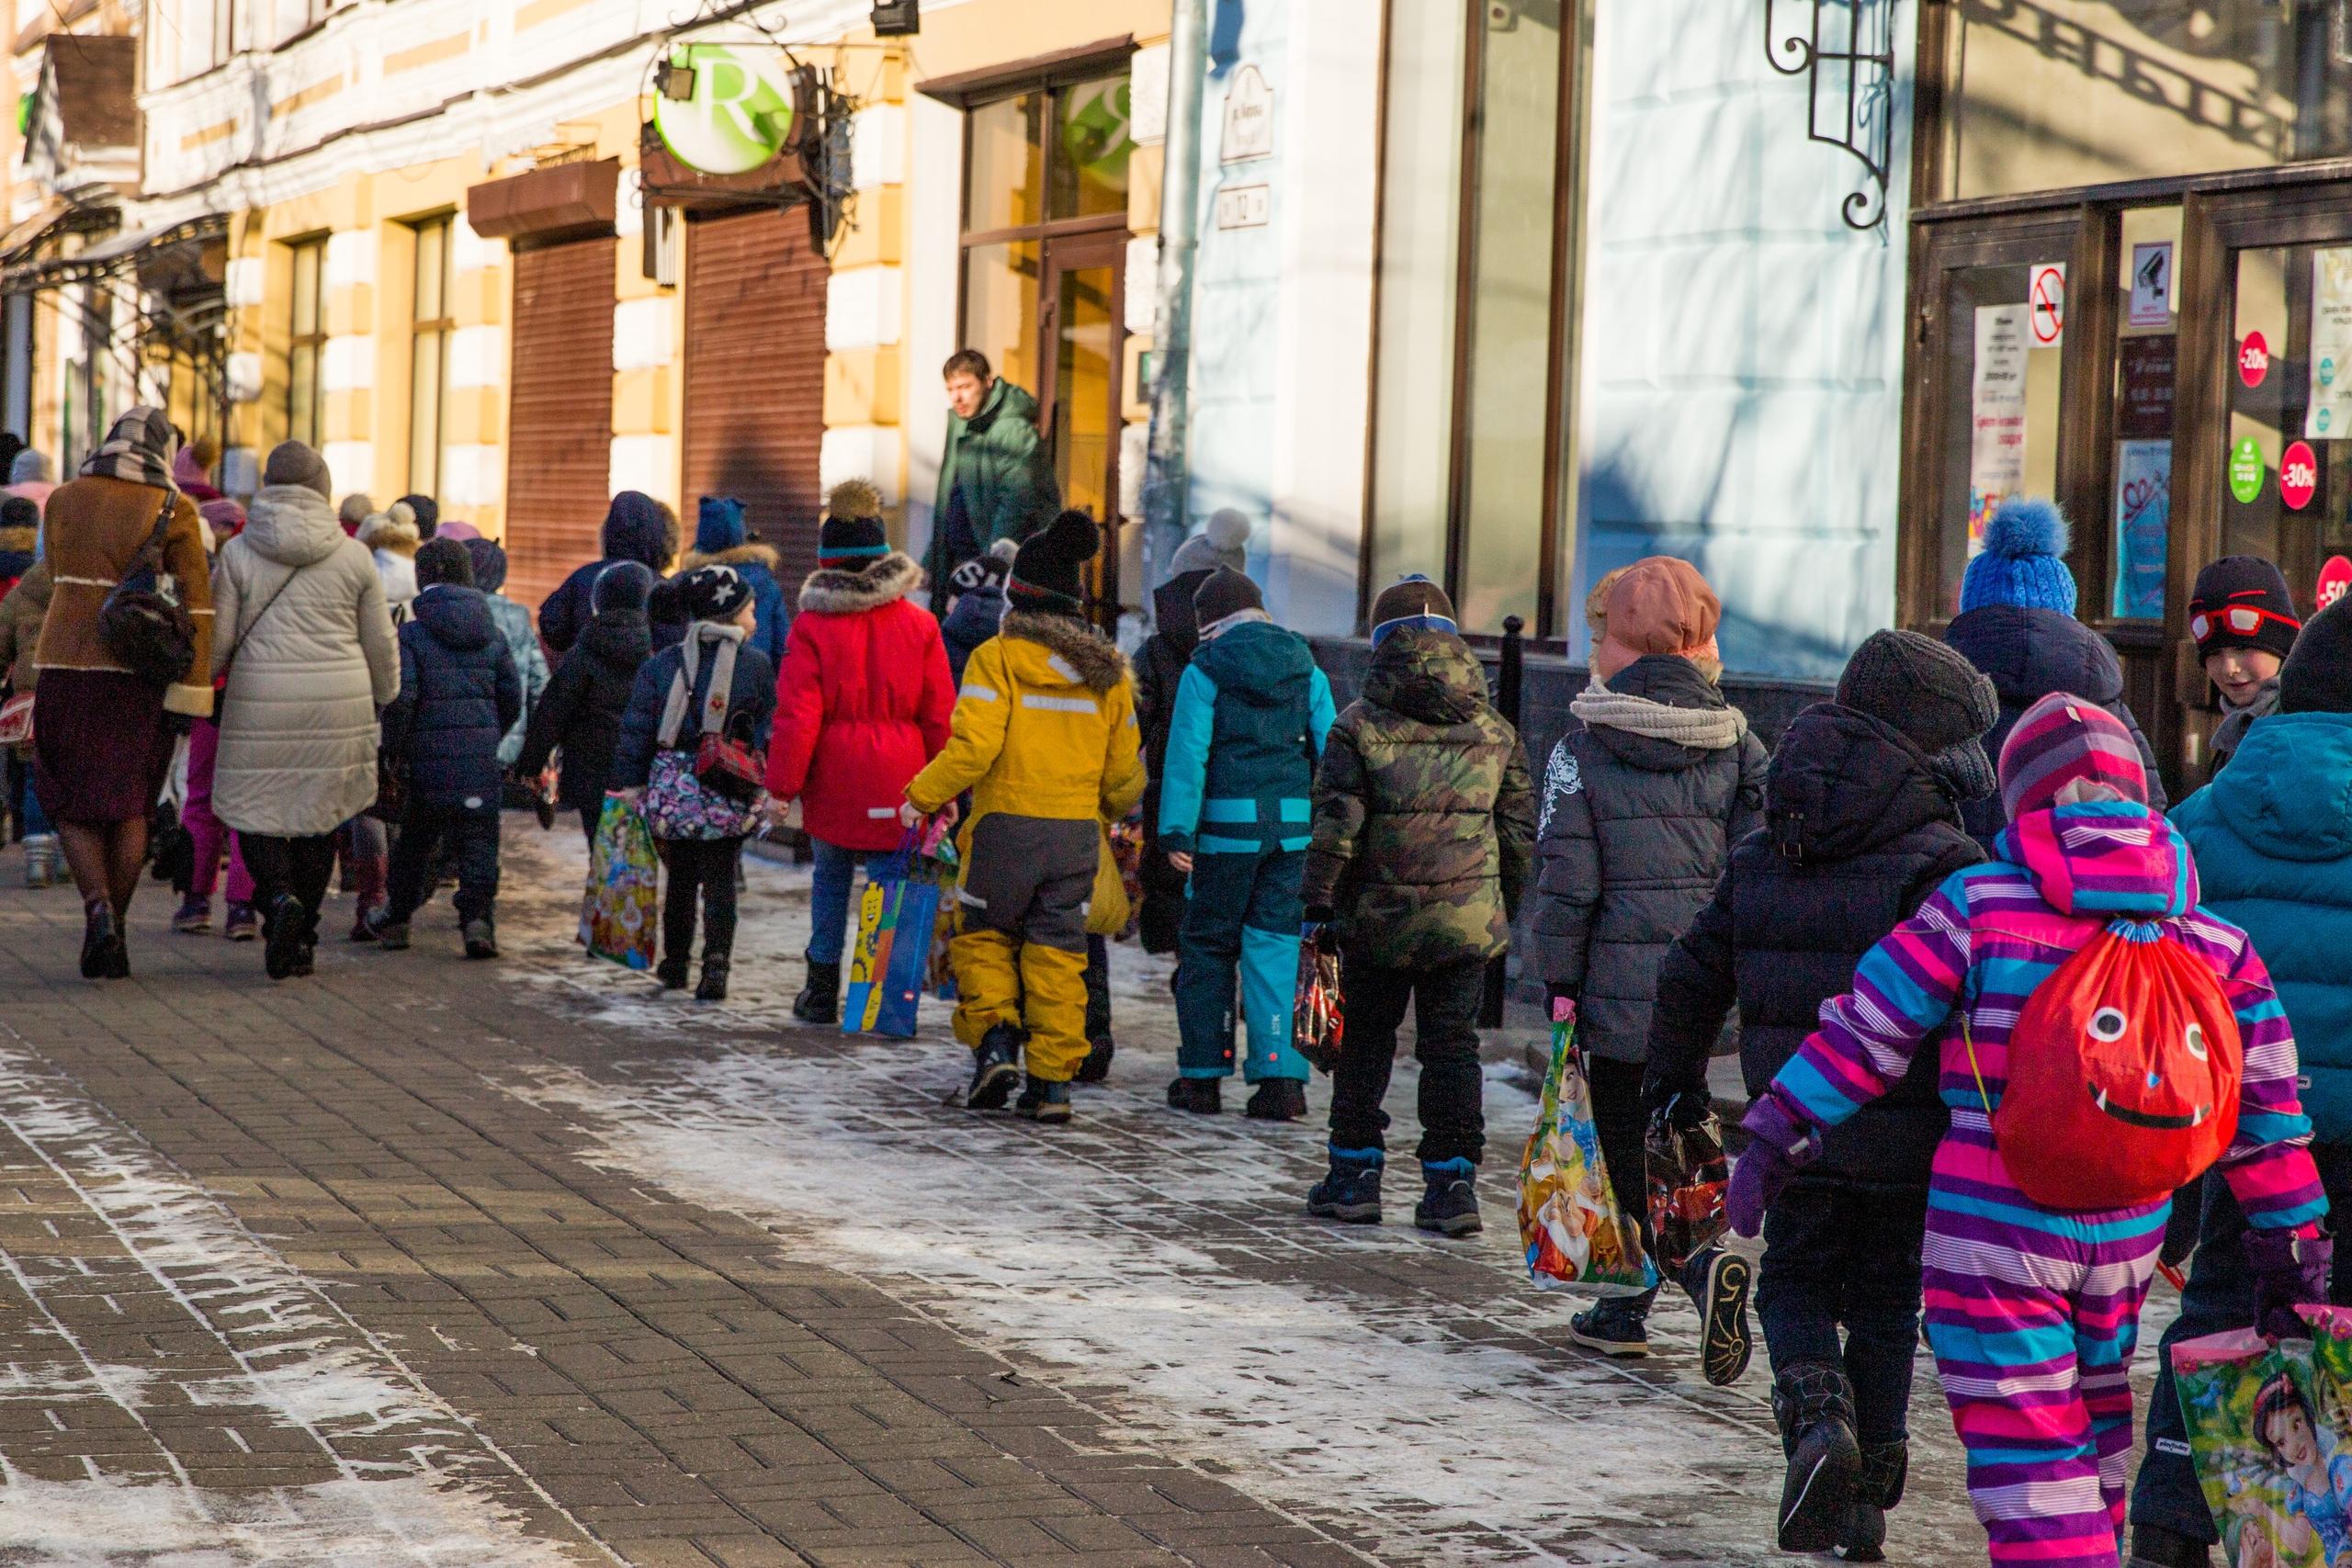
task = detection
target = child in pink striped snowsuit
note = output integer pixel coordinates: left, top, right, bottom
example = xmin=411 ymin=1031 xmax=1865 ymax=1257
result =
xmin=1729 ymin=694 xmax=2328 ymax=1568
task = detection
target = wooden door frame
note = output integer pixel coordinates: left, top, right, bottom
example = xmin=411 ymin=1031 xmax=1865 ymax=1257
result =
xmin=1036 ymin=229 xmax=1127 ymax=626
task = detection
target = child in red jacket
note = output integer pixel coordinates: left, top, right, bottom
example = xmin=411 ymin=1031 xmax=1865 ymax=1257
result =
xmin=765 ymin=479 xmax=956 ymax=1022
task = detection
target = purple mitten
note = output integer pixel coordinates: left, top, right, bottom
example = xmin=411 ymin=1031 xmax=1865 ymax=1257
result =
xmin=1727 ymin=1092 xmax=1820 ymax=1239
xmin=2245 ymin=1226 xmax=2332 ymax=1340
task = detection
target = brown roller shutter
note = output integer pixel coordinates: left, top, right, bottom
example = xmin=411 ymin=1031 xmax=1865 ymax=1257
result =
xmin=682 ymin=208 xmax=828 ymax=587
xmin=504 ymin=235 xmax=616 ymax=611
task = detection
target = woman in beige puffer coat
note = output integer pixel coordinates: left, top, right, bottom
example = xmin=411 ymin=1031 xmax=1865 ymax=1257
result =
xmin=210 ymin=442 xmax=400 ymax=973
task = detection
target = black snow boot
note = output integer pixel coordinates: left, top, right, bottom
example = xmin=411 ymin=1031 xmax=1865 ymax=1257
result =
xmin=1838 ymin=1438 xmax=1906 ymax=1562
xmin=655 ymin=953 xmax=690 ymax=989
xmin=1076 ymin=1037 xmax=1114 ymax=1084
xmin=1244 ymin=1079 xmax=1307 ymax=1122
xmin=1772 ymin=1360 xmax=1862 ymax=1554
xmin=967 ymin=1024 xmax=1023 ymax=1111
xmin=1306 ymin=1148 xmax=1383 ymax=1224
xmin=695 ymin=954 xmax=730 ymax=1002
xmin=1166 ymin=1077 xmax=1222 ymax=1114
xmin=2127 ymin=1525 xmax=2212 ymax=1568
xmin=793 ymin=959 xmax=840 ymax=1024
xmin=1015 ymin=1076 xmax=1072 ymax=1124
xmin=264 ymin=895 xmax=307 ymax=980
xmin=1568 ymin=1297 xmax=1651 ymax=1358
xmin=1413 ymin=1157 xmax=1482 ymax=1236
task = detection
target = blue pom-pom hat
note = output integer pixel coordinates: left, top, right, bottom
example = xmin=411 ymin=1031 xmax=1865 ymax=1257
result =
xmin=1961 ymin=497 xmax=2078 ymax=615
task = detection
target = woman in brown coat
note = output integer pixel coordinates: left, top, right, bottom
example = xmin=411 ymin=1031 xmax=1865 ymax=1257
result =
xmin=31 ymin=408 xmax=214 ymax=977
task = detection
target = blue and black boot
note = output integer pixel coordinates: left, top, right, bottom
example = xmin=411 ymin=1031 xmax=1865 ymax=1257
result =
xmin=1306 ymin=1147 xmax=1383 ymax=1224
xmin=966 ymin=1024 xmax=1023 ymax=1111
xmin=1413 ymin=1157 xmax=1483 ymax=1236
xmin=1569 ymin=1296 xmax=1653 ymax=1358
xmin=1015 ymin=1076 xmax=1072 ymax=1124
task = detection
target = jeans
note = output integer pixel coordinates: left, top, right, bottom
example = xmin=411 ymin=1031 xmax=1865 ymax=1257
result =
xmin=241 ymin=833 xmax=338 ymax=945
xmin=1327 ymin=955 xmax=1487 ymax=1167
xmin=2131 ymin=1144 xmax=2352 ymax=1543
xmin=807 ymin=837 xmax=909 ymax=965
xmin=1586 ymin=1053 xmax=1661 ymax=1316
xmin=387 ymin=805 xmax=500 ymax=925
xmin=663 ymin=835 xmax=743 ymax=964
xmin=1757 ymin=1178 xmax=1929 ymax=1444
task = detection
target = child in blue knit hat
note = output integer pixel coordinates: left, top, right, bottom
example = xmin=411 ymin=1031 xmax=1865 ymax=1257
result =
xmin=1940 ymin=497 xmax=2165 ymax=852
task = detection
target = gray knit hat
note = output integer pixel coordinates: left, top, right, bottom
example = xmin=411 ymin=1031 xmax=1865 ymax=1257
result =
xmin=263 ymin=440 xmax=332 ymax=500
xmin=1838 ymin=628 xmax=2000 ymax=798
xmin=1170 ymin=509 xmax=1250 ymax=577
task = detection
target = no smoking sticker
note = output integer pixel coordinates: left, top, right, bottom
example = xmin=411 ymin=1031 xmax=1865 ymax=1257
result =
xmin=2030 ymin=264 xmax=2067 ymax=347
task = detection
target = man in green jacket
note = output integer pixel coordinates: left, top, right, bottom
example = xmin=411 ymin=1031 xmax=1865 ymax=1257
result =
xmin=926 ymin=349 xmax=1061 ymax=607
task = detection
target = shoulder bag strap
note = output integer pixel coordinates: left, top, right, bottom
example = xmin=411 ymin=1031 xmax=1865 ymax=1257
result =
xmin=219 ymin=560 xmax=303 ymax=673
xmin=129 ymin=489 xmax=176 ymax=580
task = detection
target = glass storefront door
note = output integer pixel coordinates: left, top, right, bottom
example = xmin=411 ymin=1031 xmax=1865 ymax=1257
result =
xmin=1039 ymin=233 xmax=1124 ymax=616
xmin=2220 ymin=241 xmax=2352 ymax=613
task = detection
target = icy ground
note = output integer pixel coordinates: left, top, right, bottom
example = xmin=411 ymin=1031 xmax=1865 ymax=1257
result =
xmin=494 ymin=829 xmax=2039 ymax=1566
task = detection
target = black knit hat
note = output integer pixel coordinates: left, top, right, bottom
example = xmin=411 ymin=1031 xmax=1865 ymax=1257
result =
xmin=2281 ymin=596 xmax=2352 ymax=715
xmin=2190 ymin=555 xmax=2301 ymax=662
xmin=1837 ymin=628 xmax=2001 ymax=797
xmin=593 ymin=559 xmax=655 ymax=616
xmin=1192 ymin=567 xmax=1264 ymax=635
xmin=949 ymin=536 xmax=1016 ymax=595
xmin=1007 ymin=510 xmax=1100 ymax=616
xmin=413 ymin=536 xmax=474 ymax=591
xmin=676 ymin=563 xmax=753 ymax=622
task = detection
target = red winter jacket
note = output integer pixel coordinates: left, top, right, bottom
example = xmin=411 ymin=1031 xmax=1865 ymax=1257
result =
xmin=765 ymin=552 xmax=956 ymax=851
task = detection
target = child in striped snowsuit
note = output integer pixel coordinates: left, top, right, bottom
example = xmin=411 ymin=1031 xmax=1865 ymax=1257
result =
xmin=1728 ymin=694 xmax=2329 ymax=1568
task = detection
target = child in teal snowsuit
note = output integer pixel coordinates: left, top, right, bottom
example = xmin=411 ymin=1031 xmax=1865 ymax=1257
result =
xmin=1159 ymin=568 xmax=1336 ymax=1122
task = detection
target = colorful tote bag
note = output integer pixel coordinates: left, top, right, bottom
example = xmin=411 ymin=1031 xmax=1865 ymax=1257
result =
xmin=581 ymin=795 xmax=659 ymax=971
xmin=1517 ymin=997 xmax=1657 ymax=1296
xmin=843 ymin=824 xmax=955 ymax=1038
xmin=2176 ymin=1311 xmax=2352 ymax=1568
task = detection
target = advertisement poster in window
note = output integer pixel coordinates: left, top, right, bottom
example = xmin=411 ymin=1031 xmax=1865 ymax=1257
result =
xmin=2112 ymin=438 xmax=2172 ymax=620
xmin=1970 ymin=304 xmax=2029 ymax=547
xmin=2309 ymin=247 xmax=2352 ymax=440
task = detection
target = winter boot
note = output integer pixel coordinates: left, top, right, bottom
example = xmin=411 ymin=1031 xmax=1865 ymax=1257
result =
xmin=967 ymin=1024 xmax=1023 ymax=1111
xmin=366 ymin=909 xmax=410 ymax=951
xmin=22 ymin=833 xmax=57 ymax=888
xmin=655 ymin=954 xmax=690 ymax=989
xmin=1166 ymin=1077 xmax=1222 ymax=1115
xmin=264 ymin=895 xmax=307 ymax=980
xmin=462 ymin=919 xmax=499 ymax=960
xmin=1076 ymin=1038 xmax=1114 ymax=1084
xmin=1681 ymin=1245 xmax=1755 ymax=1386
xmin=1838 ymin=1438 xmax=1906 ymax=1562
xmin=695 ymin=954 xmax=730 ymax=1002
xmin=1771 ymin=1360 xmax=1862 ymax=1554
xmin=1569 ymin=1298 xmax=1652 ymax=1357
xmin=1245 ymin=1079 xmax=1308 ymax=1122
xmin=2127 ymin=1524 xmax=2212 ymax=1568
xmin=79 ymin=900 xmax=119 ymax=980
xmin=347 ymin=903 xmax=380 ymax=942
xmin=1015 ymin=1076 xmax=1072 ymax=1124
xmin=792 ymin=959 xmax=840 ymax=1024
xmin=171 ymin=895 xmax=212 ymax=934
xmin=1414 ymin=1157 xmax=1483 ymax=1236
xmin=1306 ymin=1148 xmax=1384 ymax=1224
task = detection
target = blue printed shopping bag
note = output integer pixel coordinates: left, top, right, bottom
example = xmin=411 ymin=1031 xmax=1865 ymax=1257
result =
xmin=843 ymin=822 xmax=956 ymax=1038
xmin=581 ymin=795 xmax=659 ymax=971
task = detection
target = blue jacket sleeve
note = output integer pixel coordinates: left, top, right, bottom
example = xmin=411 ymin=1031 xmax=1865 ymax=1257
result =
xmin=1308 ymin=669 xmax=1337 ymax=757
xmin=383 ymin=627 xmax=420 ymax=756
xmin=740 ymin=648 xmax=778 ymax=751
xmin=1157 ymin=663 xmax=1217 ymax=856
xmin=754 ymin=576 xmax=789 ymax=668
xmin=610 ymin=656 xmax=667 ymax=789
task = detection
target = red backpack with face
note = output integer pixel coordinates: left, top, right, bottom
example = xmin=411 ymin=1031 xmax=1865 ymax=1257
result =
xmin=1980 ymin=919 xmax=2242 ymax=1212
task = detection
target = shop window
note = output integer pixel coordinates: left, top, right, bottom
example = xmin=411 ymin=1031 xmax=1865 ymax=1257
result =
xmin=287 ymin=237 xmax=325 ymax=449
xmin=2222 ymin=240 xmax=2352 ymax=608
xmin=2109 ymin=208 xmax=2182 ymax=621
xmin=408 ymin=216 xmax=453 ymax=499
xmin=1364 ymin=0 xmax=1578 ymax=637
xmin=1933 ymin=265 xmax=2064 ymax=619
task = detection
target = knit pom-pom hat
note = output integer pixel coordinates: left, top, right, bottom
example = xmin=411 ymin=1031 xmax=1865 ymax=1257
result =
xmin=1007 ymin=509 xmax=1100 ymax=615
xmin=820 ymin=478 xmax=889 ymax=570
xmin=1170 ymin=508 xmax=1250 ymax=577
xmin=1962 ymin=498 xmax=2078 ymax=615
xmin=1998 ymin=691 xmax=2148 ymax=822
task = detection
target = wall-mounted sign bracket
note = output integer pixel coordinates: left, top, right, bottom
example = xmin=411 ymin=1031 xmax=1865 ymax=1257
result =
xmin=1763 ymin=0 xmax=1897 ymax=231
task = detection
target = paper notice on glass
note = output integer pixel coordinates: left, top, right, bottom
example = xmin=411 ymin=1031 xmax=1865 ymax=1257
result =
xmin=2111 ymin=439 xmax=2171 ymax=620
xmin=1970 ymin=304 xmax=2030 ymax=548
xmin=2310 ymin=248 xmax=2352 ymax=440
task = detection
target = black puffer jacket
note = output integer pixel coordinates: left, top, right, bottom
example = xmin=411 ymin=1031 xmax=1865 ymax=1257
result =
xmin=1527 ymin=656 xmax=1769 ymax=1062
xmin=1944 ymin=604 xmax=2165 ymax=852
xmin=518 ymin=605 xmax=651 ymax=809
xmin=1129 ymin=567 xmax=1216 ymax=952
xmin=537 ymin=492 xmax=677 ymax=656
xmin=1642 ymin=705 xmax=1984 ymax=1183
xmin=384 ymin=585 xmax=523 ymax=812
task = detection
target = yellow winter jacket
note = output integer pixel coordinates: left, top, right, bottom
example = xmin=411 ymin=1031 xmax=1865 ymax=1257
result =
xmin=907 ymin=610 xmax=1147 ymax=826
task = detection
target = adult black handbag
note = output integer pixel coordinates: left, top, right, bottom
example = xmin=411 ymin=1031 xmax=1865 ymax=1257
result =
xmin=97 ymin=491 xmax=196 ymax=686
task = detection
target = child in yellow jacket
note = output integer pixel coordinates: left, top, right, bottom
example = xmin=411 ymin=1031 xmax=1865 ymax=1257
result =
xmin=905 ymin=511 xmax=1147 ymax=1123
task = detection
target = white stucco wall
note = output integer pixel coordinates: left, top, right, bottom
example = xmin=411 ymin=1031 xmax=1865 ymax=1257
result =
xmin=1575 ymin=0 xmax=1912 ymax=681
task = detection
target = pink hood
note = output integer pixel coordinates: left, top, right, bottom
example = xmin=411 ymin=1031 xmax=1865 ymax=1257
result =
xmin=1994 ymin=800 xmax=2198 ymax=919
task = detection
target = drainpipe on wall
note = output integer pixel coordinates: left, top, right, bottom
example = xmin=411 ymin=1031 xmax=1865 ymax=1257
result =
xmin=1139 ymin=0 xmax=1207 ymax=612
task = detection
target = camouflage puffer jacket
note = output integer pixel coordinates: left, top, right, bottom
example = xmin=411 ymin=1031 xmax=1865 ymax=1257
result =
xmin=1301 ymin=627 xmax=1537 ymax=969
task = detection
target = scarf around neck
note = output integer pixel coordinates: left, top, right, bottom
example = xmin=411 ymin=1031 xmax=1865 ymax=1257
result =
xmin=1569 ymin=678 xmax=1748 ymax=750
xmin=658 ymin=621 xmax=747 ymax=749
xmin=2211 ymin=678 xmax=2281 ymax=763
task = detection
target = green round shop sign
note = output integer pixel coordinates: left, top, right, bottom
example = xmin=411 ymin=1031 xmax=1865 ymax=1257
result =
xmin=2229 ymin=435 xmax=2267 ymax=504
xmin=653 ymin=44 xmax=795 ymax=176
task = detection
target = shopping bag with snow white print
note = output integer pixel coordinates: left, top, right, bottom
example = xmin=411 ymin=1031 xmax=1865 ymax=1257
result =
xmin=1517 ymin=997 xmax=1657 ymax=1295
xmin=581 ymin=795 xmax=659 ymax=971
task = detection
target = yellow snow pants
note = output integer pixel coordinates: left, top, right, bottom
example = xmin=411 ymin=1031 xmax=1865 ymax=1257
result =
xmin=948 ymin=813 xmax=1096 ymax=1083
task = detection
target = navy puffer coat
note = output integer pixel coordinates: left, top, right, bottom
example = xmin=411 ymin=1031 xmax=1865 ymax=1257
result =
xmin=384 ymin=584 xmax=523 ymax=811
xmin=1944 ymin=604 xmax=2165 ymax=852
xmin=610 ymin=628 xmax=776 ymax=793
xmin=1642 ymin=705 xmax=1984 ymax=1184
xmin=537 ymin=491 xmax=678 ymax=656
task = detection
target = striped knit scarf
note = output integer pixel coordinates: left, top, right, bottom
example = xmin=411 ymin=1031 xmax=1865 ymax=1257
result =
xmin=1569 ymin=680 xmax=1747 ymax=750
xmin=78 ymin=407 xmax=178 ymax=491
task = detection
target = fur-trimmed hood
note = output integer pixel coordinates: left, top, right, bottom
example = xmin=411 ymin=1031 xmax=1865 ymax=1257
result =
xmin=798 ymin=550 xmax=922 ymax=615
xmin=1001 ymin=608 xmax=1127 ymax=693
xmin=359 ymin=508 xmax=421 ymax=558
xmin=680 ymin=541 xmax=781 ymax=575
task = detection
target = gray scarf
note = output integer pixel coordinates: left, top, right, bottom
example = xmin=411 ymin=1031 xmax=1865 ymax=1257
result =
xmin=2211 ymin=678 xmax=2282 ymax=767
xmin=657 ymin=620 xmax=747 ymax=749
xmin=79 ymin=406 xmax=178 ymax=491
xmin=1569 ymin=677 xmax=1748 ymax=750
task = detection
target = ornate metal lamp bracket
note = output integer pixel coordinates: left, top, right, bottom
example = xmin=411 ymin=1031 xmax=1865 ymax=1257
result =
xmin=1764 ymin=0 xmax=1898 ymax=231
